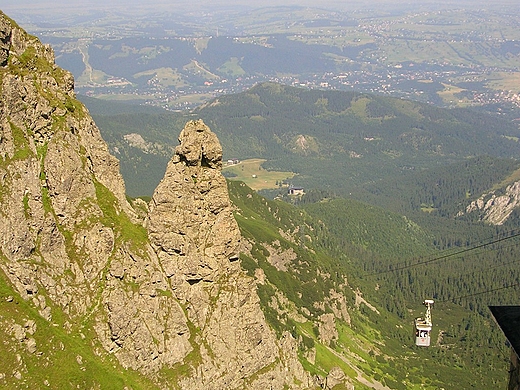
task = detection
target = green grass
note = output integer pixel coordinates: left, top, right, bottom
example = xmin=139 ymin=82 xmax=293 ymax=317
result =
xmin=314 ymin=343 xmax=358 ymax=380
xmin=217 ymin=57 xmax=246 ymax=76
xmin=94 ymin=181 xmax=149 ymax=252
xmin=22 ymin=193 xmax=30 ymax=218
xmin=134 ymin=67 xmax=188 ymax=88
xmin=223 ymin=159 xmax=295 ymax=191
xmin=0 ymin=266 xmax=157 ymax=389
xmin=9 ymin=122 xmax=33 ymax=161
xmin=40 ymin=186 xmax=53 ymax=214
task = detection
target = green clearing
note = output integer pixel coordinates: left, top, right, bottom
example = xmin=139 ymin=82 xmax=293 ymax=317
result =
xmin=164 ymin=92 xmax=215 ymax=109
xmin=79 ymin=68 xmax=111 ymax=85
xmin=134 ymin=67 xmax=188 ymax=88
xmin=217 ymin=57 xmax=246 ymax=77
xmin=290 ymin=32 xmax=376 ymax=48
xmin=223 ymin=158 xmax=295 ymax=191
xmin=485 ymin=71 xmax=520 ymax=92
xmin=381 ymin=40 xmax=462 ymax=65
xmin=437 ymin=82 xmax=472 ymax=106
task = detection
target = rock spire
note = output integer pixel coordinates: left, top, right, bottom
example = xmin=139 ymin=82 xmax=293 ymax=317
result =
xmin=147 ymin=119 xmax=241 ymax=288
xmin=146 ymin=119 xmax=311 ymax=388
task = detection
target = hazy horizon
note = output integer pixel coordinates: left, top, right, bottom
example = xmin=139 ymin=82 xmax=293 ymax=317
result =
xmin=2 ymin=0 xmax=519 ymax=15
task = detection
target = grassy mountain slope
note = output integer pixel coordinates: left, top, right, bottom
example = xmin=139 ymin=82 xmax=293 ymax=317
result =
xmin=227 ymin=180 xmax=510 ymax=389
xmin=0 ymin=267 xmax=158 ymax=389
xmin=79 ymin=84 xmax=520 ymax=387
xmin=0 ymin=176 xmax=512 ymax=388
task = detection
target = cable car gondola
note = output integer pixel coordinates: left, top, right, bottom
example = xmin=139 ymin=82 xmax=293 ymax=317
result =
xmin=415 ymin=299 xmax=434 ymax=347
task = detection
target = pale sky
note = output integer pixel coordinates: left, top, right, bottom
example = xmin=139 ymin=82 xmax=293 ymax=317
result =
xmin=2 ymin=0 xmax=518 ymax=27
xmin=3 ymin=0 xmax=517 ymax=13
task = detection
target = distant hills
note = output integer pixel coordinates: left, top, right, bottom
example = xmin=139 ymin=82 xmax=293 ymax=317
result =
xmin=83 ymin=82 xmax=520 ymax=205
xmin=23 ymin=3 xmax=518 ymax=112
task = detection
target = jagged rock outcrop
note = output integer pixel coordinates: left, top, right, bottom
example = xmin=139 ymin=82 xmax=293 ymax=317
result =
xmin=0 ymin=12 xmax=312 ymax=389
xmin=461 ymin=181 xmax=520 ymax=225
xmin=147 ymin=120 xmax=240 ymax=288
xmin=0 ymin=11 xmax=131 ymax=319
xmin=147 ymin=119 xmax=312 ymax=388
xmin=0 ymin=13 xmax=180 ymax=373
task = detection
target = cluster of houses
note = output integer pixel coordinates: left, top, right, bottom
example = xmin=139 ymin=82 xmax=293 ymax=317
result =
xmin=227 ymin=158 xmax=240 ymax=165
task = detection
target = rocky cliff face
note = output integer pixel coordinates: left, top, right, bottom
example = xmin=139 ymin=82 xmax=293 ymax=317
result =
xmin=0 ymin=11 xmax=311 ymax=389
xmin=146 ymin=119 xmax=311 ymax=388
xmin=460 ymin=181 xmax=520 ymax=225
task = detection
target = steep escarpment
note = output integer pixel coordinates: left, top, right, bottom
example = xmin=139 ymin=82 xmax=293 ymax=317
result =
xmin=0 ymin=9 xmax=181 ymax=376
xmin=0 ymin=11 xmax=132 ymax=320
xmin=0 ymin=11 xmax=311 ymax=389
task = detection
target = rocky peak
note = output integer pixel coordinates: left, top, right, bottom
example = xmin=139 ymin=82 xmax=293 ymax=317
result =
xmin=460 ymin=180 xmax=520 ymax=225
xmin=176 ymin=119 xmax=223 ymax=168
xmin=147 ymin=119 xmax=240 ymax=290
xmin=0 ymin=15 xmax=11 ymax=66
xmin=0 ymin=14 xmax=54 ymax=68
xmin=144 ymin=119 xmax=313 ymax=388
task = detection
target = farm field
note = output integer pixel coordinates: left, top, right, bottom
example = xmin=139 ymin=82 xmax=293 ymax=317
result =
xmin=223 ymin=159 xmax=295 ymax=191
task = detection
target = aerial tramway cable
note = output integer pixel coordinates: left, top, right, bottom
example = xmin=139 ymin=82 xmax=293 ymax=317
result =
xmin=367 ymin=229 xmax=520 ymax=276
xmin=453 ymin=256 xmax=520 ymax=279
xmin=365 ymin=229 xmax=520 ymax=308
xmin=439 ymin=281 xmax=520 ymax=303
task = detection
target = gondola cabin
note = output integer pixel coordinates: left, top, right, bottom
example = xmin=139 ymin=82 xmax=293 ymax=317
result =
xmin=415 ymin=299 xmax=434 ymax=347
xmin=415 ymin=318 xmax=432 ymax=346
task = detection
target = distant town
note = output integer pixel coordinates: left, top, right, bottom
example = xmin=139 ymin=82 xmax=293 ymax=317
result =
xmin=12 ymin=3 xmax=519 ymax=114
xmin=76 ymin=64 xmax=520 ymax=112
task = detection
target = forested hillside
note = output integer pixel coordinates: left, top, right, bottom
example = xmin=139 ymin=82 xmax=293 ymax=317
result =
xmin=82 ymin=83 xmax=520 ymax=200
xmin=351 ymin=155 xmax=520 ymax=217
xmin=227 ymin=180 xmax=512 ymax=389
xmin=300 ymin=197 xmax=520 ymax=314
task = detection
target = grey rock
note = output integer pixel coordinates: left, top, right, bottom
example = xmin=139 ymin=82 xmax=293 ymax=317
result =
xmin=148 ymin=119 xmax=241 ymax=288
xmin=0 ymin=13 xmax=11 ymax=66
xmin=26 ymin=338 xmax=37 ymax=354
xmin=12 ymin=323 xmax=26 ymax=341
xmin=463 ymin=181 xmax=520 ymax=225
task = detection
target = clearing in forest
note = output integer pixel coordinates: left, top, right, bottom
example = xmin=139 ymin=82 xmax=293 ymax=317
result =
xmin=223 ymin=158 xmax=295 ymax=191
